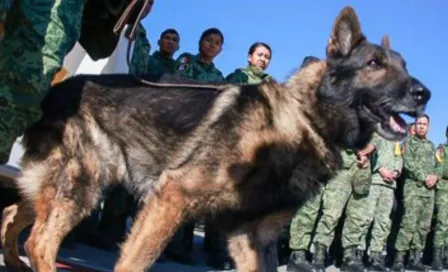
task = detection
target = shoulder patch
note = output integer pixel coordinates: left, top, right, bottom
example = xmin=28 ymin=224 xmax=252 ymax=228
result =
xmin=436 ymin=145 xmax=444 ymax=163
xmin=177 ymin=63 xmax=189 ymax=72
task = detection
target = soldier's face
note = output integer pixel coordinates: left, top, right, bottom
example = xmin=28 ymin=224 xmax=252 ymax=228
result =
xmin=200 ymin=34 xmax=222 ymax=60
xmin=248 ymin=45 xmax=271 ymax=70
xmin=159 ymin=33 xmax=179 ymax=54
xmin=415 ymin=117 xmax=429 ymax=137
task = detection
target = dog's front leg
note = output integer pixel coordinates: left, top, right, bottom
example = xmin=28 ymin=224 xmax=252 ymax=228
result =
xmin=227 ymin=209 xmax=294 ymax=272
xmin=114 ymin=175 xmax=188 ymax=272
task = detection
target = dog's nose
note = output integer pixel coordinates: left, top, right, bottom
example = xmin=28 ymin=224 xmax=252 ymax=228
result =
xmin=410 ymin=77 xmax=431 ymax=105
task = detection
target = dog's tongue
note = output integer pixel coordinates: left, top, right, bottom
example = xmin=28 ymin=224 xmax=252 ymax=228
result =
xmin=390 ymin=114 xmax=406 ymax=133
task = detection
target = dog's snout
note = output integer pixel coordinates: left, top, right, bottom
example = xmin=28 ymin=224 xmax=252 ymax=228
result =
xmin=410 ymin=78 xmax=431 ymax=105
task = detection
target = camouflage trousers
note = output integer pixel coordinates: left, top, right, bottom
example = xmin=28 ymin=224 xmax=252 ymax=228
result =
xmin=434 ymin=188 xmax=448 ymax=248
xmin=0 ymin=0 xmax=86 ymax=163
xmin=357 ymin=184 xmax=395 ymax=252
xmin=394 ymin=193 xmax=434 ymax=251
xmin=289 ymin=187 xmax=324 ymax=251
xmin=313 ymin=165 xmax=371 ymax=249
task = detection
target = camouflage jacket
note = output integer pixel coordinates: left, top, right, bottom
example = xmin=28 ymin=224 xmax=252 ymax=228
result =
xmin=174 ymin=52 xmax=225 ymax=83
xmin=402 ymin=135 xmax=443 ymax=197
xmin=341 ymin=149 xmax=372 ymax=196
xmin=370 ymin=133 xmax=403 ymax=189
xmin=435 ymin=143 xmax=448 ymax=190
xmin=147 ymin=50 xmax=176 ymax=78
xmin=225 ymin=65 xmax=272 ymax=84
xmin=128 ymin=23 xmax=151 ymax=76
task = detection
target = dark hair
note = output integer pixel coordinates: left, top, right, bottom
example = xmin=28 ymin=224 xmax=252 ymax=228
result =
xmin=301 ymin=56 xmax=320 ymax=68
xmin=160 ymin=28 xmax=179 ymax=40
xmin=416 ymin=114 xmax=430 ymax=123
xmin=248 ymin=42 xmax=272 ymax=56
xmin=446 ymin=125 xmax=448 ymax=138
xmin=199 ymin=27 xmax=224 ymax=46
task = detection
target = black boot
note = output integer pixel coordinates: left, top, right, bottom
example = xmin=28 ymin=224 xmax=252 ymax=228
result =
xmin=286 ymin=250 xmax=314 ymax=272
xmin=443 ymin=246 xmax=448 ymax=269
xmin=432 ymin=247 xmax=443 ymax=271
xmin=369 ymin=251 xmax=388 ymax=271
xmin=312 ymin=243 xmax=327 ymax=272
xmin=340 ymin=247 xmax=366 ymax=272
xmin=390 ymin=251 xmax=405 ymax=272
xmin=406 ymin=250 xmax=428 ymax=271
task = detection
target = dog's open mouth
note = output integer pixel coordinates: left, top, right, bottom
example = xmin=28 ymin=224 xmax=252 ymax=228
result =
xmin=362 ymin=104 xmax=417 ymax=140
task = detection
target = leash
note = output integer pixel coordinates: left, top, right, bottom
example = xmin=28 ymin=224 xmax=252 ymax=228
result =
xmin=112 ymin=0 xmax=224 ymax=90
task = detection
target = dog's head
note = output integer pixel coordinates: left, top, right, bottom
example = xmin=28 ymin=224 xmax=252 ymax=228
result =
xmin=318 ymin=6 xmax=430 ymax=147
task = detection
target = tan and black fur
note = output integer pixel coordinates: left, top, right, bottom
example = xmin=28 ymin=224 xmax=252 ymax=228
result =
xmin=1 ymin=6 xmax=430 ymax=272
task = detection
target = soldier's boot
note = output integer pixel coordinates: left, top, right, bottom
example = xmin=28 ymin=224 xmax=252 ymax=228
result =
xmin=390 ymin=251 xmax=405 ymax=272
xmin=369 ymin=251 xmax=388 ymax=271
xmin=406 ymin=250 xmax=428 ymax=271
xmin=340 ymin=247 xmax=366 ymax=272
xmin=312 ymin=242 xmax=327 ymax=272
xmin=286 ymin=250 xmax=314 ymax=272
xmin=432 ymin=247 xmax=444 ymax=271
xmin=443 ymin=246 xmax=448 ymax=269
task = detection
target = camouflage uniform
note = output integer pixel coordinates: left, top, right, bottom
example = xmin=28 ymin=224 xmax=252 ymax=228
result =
xmin=0 ymin=0 xmax=86 ymax=163
xmin=225 ymin=65 xmax=272 ymax=84
xmin=287 ymin=186 xmax=324 ymax=271
xmin=392 ymin=135 xmax=443 ymax=271
xmin=174 ymin=52 xmax=225 ymax=83
xmin=312 ymin=149 xmax=372 ymax=271
xmin=432 ymin=143 xmax=448 ymax=270
xmin=147 ymin=50 xmax=176 ymax=78
xmin=128 ymin=23 xmax=151 ymax=75
xmin=357 ymin=134 xmax=403 ymax=270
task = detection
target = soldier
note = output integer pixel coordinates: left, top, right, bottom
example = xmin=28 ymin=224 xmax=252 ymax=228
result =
xmin=128 ymin=21 xmax=152 ymax=76
xmin=357 ymin=133 xmax=403 ymax=271
xmin=226 ymin=42 xmax=273 ymax=83
xmin=147 ymin=28 xmax=180 ymax=78
xmin=312 ymin=148 xmax=372 ymax=272
xmin=432 ymin=125 xmax=448 ymax=271
xmin=391 ymin=114 xmax=443 ymax=272
xmin=286 ymin=56 xmax=325 ymax=272
xmin=174 ymin=27 xmax=225 ymax=83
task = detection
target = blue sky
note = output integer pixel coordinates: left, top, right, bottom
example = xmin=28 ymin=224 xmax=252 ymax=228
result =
xmin=142 ymin=0 xmax=447 ymax=145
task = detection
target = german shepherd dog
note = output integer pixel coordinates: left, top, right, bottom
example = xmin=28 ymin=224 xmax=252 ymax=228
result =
xmin=1 ymin=6 xmax=430 ymax=272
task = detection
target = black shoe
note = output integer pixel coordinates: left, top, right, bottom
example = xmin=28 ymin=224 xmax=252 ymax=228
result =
xmin=369 ymin=251 xmax=388 ymax=271
xmin=340 ymin=247 xmax=366 ymax=272
xmin=286 ymin=250 xmax=314 ymax=272
xmin=406 ymin=250 xmax=428 ymax=271
xmin=432 ymin=247 xmax=443 ymax=271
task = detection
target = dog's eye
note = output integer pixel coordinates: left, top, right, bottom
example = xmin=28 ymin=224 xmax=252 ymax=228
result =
xmin=367 ymin=59 xmax=381 ymax=69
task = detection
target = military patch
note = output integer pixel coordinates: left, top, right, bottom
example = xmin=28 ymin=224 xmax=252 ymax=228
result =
xmin=177 ymin=63 xmax=189 ymax=72
xmin=436 ymin=145 xmax=444 ymax=163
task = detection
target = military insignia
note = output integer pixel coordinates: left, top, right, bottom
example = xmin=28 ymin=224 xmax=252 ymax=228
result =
xmin=394 ymin=142 xmax=402 ymax=157
xmin=436 ymin=146 xmax=444 ymax=163
xmin=177 ymin=63 xmax=189 ymax=71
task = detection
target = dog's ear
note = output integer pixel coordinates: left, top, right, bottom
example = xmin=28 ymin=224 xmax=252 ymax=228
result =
xmin=381 ymin=35 xmax=391 ymax=50
xmin=327 ymin=6 xmax=365 ymax=58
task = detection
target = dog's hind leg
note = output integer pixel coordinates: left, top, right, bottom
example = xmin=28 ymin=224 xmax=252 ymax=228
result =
xmin=114 ymin=176 xmax=188 ymax=272
xmin=1 ymin=200 xmax=35 ymax=272
xmin=23 ymin=160 xmax=101 ymax=272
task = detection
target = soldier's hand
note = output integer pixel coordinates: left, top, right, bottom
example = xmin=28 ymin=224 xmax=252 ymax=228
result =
xmin=357 ymin=144 xmax=376 ymax=157
xmin=379 ymin=167 xmax=394 ymax=182
xmin=356 ymin=154 xmax=369 ymax=168
xmin=425 ymin=174 xmax=438 ymax=188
